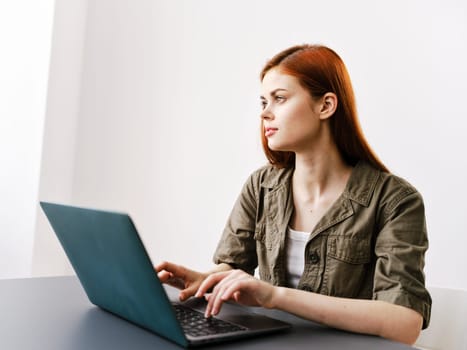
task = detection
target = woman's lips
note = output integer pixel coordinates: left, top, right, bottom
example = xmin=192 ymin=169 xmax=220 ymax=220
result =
xmin=265 ymin=127 xmax=278 ymax=137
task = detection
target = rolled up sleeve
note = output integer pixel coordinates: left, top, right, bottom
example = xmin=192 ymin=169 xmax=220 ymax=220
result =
xmin=212 ymin=173 xmax=259 ymax=275
xmin=373 ymin=188 xmax=432 ymax=329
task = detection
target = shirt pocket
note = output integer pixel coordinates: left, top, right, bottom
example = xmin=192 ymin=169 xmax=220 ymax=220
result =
xmin=324 ymin=236 xmax=372 ymax=297
xmin=253 ymin=222 xmax=279 ymax=250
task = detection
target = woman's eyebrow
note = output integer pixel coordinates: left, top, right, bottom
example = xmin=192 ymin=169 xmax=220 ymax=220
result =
xmin=260 ymin=88 xmax=288 ymax=99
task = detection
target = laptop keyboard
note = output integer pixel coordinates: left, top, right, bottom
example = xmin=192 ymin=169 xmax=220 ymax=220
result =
xmin=172 ymin=304 xmax=248 ymax=337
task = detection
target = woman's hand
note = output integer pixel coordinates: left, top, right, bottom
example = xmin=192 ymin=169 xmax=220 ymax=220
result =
xmin=155 ymin=261 xmax=208 ymax=301
xmin=195 ymin=269 xmax=276 ymax=318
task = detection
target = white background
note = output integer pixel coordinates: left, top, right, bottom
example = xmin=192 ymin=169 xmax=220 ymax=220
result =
xmin=1 ymin=0 xmax=466 ymax=291
xmin=0 ymin=1 xmax=55 ymax=278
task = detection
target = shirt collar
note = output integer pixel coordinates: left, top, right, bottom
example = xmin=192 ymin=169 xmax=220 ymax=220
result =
xmin=342 ymin=161 xmax=380 ymax=207
xmin=259 ymin=166 xmax=294 ymax=190
xmin=260 ymin=161 xmax=381 ymax=207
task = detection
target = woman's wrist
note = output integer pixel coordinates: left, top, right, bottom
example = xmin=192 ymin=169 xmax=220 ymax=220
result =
xmin=266 ymin=285 xmax=287 ymax=309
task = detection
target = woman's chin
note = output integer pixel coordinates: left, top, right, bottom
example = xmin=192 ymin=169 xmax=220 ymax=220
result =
xmin=268 ymin=142 xmax=291 ymax=152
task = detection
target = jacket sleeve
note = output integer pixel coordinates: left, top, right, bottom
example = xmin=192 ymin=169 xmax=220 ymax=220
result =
xmin=212 ymin=172 xmax=259 ymax=275
xmin=373 ymin=186 xmax=432 ymax=329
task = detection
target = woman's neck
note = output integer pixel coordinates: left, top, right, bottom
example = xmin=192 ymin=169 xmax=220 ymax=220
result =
xmin=292 ymin=148 xmax=352 ymax=202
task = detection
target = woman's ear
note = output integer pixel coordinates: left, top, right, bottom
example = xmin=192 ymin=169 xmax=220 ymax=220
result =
xmin=319 ymin=92 xmax=338 ymax=120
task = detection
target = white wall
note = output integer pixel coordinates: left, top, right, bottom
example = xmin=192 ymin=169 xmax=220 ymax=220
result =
xmin=29 ymin=0 xmax=467 ymax=290
xmin=31 ymin=0 xmax=89 ymax=275
xmin=0 ymin=1 xmax=54 ymax=279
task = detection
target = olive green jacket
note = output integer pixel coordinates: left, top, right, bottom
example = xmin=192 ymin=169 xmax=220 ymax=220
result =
xmin=213 ymin=161 xmax=431 ymax=328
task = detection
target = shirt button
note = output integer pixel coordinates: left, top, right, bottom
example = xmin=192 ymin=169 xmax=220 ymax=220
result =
xmin=309 ymin=252 xmax=320 ymax=264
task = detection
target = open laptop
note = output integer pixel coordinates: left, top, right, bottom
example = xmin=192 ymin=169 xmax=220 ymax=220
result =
xmin=40 ymin=202 xmax=290 ymax=347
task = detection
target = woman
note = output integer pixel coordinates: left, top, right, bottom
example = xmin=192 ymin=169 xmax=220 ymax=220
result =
xmin=156 ymin=44 xmax=431 ymax=345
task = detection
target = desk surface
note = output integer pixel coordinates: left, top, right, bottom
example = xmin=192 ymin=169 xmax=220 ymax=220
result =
xmin=0 ymin=276 xmax=415 ymax=349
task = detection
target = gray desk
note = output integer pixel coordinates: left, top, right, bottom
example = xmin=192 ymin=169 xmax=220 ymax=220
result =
xmin=0 ymin=276 xmax=415 ymax=349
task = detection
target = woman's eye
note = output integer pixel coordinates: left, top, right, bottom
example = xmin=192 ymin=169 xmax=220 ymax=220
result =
xmin=275 ymin=96 xmax=286 ymax=102
xmin=260 ymin=100 xmax=268 ymax=109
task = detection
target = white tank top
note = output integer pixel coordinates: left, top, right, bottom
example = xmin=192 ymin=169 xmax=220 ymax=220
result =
xmin=285 ymin=226 xmax=309 ymax=288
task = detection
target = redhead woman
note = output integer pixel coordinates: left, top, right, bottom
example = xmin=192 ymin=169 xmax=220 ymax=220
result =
xmin=156 ymin=44 xmax=431 ymax=345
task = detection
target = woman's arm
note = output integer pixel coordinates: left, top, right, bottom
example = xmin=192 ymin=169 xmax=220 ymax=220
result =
xmin=197 ymin=269 xmax=423 ymax=345
xmin=272 ymin=286 xmax=423 ymax=345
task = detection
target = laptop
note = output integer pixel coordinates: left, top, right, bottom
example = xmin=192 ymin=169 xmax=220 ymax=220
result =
xmin=40 ymin=202 xmax=290 ymax=347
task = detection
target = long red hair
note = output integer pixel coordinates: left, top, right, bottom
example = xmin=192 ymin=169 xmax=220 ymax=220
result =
xmin=260 ymin=44 xmax=388 ymax=172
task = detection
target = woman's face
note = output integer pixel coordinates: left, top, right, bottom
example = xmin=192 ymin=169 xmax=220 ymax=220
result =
xmin=260 ymin=68 xmax=324 ymax=154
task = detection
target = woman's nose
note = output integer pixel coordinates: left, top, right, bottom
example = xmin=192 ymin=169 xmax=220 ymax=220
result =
xmin=261 ymin=107 xmax=274 ymax=121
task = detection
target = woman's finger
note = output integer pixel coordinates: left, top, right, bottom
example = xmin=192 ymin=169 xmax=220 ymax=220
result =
xmin=157 ymin=268 xmax=186 ymax=290
xmin=206 ymin=279 xmax=230 ymax=316
xmin=205 ymin=271 xmax=245 ymax=317
xmin=157 ymin=270 xmax=171 ymax=282
xmin=180 ymin=283 xmax=201 ymax=301
xmin=155 ymin=261 xmax=187 ymax=279
xmin=195 ymin=271 xmax=229 ymax=298
xmin=198 ymin=272 xmax=234 ymax=317
xmin=211 ymin=277 xmax=250 ymax=315
xmin=220 ymin=279 xmax=249 ymax=302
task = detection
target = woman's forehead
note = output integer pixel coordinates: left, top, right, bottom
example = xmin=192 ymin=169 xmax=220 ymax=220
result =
xmin=261 ymin=68 xmax=301 ymax=94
